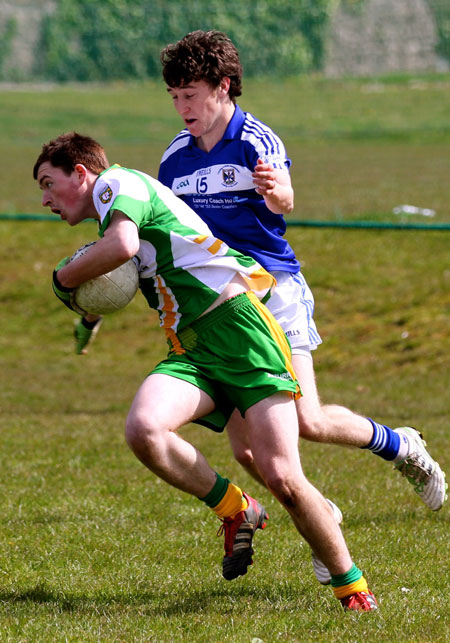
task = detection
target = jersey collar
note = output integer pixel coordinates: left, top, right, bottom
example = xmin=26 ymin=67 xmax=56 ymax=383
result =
xmin=222 ymin=104 xmax=245 ymax=140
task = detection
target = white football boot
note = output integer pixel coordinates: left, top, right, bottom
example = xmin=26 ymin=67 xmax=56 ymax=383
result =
xmin=311 ymin=499 xmax=343 ymax=585
xmin=394 ymin=427 xmax=447 ymax=511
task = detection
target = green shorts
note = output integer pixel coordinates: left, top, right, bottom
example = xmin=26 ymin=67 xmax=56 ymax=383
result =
xmin=150 ymin=292 xmax=300 ymax=432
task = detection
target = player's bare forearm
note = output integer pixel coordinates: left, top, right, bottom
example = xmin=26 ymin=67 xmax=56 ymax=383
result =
xmin=263 ymin=184 xmax=294 ymax=215
xmin=57 ymin=212 xmax=140 ymax=288
xmin=252 ymin=160 xmax=294 ymax=215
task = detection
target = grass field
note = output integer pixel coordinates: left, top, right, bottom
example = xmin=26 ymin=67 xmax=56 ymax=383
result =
xmin=1 ymin=75 xmax=450 ymax=222
xmin=1 ymin=76 xmax=449 ymax=641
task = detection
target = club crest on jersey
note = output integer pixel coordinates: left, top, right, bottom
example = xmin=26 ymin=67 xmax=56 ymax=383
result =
xmin=221 ymin=166 xmax=238 ymax=187
xmin=99 ymin=186 xmax=113 ymax=204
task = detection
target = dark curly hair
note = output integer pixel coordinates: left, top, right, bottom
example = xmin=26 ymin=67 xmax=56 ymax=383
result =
xmin=33 ymin=132 xmax=109 ymax=179
xmin=161 ymin=30 xmax=243 ymax=102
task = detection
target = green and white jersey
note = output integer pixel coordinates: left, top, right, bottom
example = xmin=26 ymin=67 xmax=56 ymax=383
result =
xmin=94 ymin=165 xmax=274 ymax=339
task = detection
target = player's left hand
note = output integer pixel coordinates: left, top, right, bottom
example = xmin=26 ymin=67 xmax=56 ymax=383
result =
xmin=52 ymin=256 xmax=77 ymax=311
xmin=74 ymin=316 xmax=103 ymax=354
xmin=252 ymin=158 xmax=277 ymax=195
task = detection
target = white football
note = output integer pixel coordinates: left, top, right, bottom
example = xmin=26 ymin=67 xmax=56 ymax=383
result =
xmin=70 ymin=242 xmax=139 ymax=315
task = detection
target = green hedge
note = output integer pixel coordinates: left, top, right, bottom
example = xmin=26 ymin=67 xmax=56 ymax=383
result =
xmin=34 ymin=0 xmax=334 ymax=81
xmin=0 ymin=17 xmax=17 ymax=78
xmin=4 ymin=0 xmax=447 ymax=82
xmin=429 ymin=0 xmax=450 ymax=61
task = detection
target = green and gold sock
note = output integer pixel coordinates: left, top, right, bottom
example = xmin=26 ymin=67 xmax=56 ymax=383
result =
xmin=199 ymin=473 xmax=247 ymax=519
xmin=331 ymin=563 xmax=368 ymax=599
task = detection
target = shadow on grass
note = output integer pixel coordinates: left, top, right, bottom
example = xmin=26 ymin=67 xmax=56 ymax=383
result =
xmin=0 ymin=581 xmax=324 ymax=616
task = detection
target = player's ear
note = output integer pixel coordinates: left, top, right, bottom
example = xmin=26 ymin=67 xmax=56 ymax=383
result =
xmin=74 ymin=163 xmax=88 ymax=184
xmin=219 ymin=77 xmax=231 ymax=96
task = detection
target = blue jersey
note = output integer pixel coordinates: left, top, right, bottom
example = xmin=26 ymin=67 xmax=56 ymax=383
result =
xmin=158 ymin=105 xmax=300 ymax=273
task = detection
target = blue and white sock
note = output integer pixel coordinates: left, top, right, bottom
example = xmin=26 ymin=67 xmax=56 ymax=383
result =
xmin=362 ymin=419 xmax=409 ymax=462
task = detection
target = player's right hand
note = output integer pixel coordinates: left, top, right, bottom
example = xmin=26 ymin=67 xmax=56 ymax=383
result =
xmin=74 ymin=316 xmax=103 ymax=355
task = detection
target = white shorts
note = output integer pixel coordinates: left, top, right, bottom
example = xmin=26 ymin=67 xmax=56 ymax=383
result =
xmin=265 ymin=271 xmax=322 ymax=355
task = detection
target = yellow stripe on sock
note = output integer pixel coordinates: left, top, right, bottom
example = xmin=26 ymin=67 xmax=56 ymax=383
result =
xmin=332 ymin=576 xmax=368 ymax=599
xmin=211 ymin=483 xmax=248 ymax=519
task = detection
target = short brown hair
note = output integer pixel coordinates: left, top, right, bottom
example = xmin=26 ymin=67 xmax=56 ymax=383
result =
xmin=33 ymin=132 xmax=109 ymax=179
xmin=161 ymin=30 xmax=243 ymax=102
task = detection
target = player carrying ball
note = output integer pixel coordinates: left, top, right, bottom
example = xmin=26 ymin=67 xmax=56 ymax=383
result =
xmin=34 ymin=131 xmax=377 ymax=611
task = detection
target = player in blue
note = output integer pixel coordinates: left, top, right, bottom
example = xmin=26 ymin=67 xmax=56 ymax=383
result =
xmin=156 ymin=30 xmax=447 ymax=599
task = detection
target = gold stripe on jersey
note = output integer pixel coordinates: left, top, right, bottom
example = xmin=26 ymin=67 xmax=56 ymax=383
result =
xmin=242 ymin=268 xmax=276 ymax=303
xmin=155 ymin=275 xmax=185 ymax=354
xmin=165 ymin=328 xmax=185 ymax=355
xmin=194 ymin=235 xmax=224 ymax=255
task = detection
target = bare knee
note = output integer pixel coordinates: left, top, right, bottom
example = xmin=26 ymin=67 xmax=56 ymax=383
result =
xmin=255 ymin=457 xmax=306 ymax=504
xmin=125 ymin=410 xmax=162 ymax=459
xmin=226 ymin=414 xmax=258 ymax=472
xmin=263 ymin=470 xmax=305 ymax=509
xmin=297 ymin=408 xmax=328 ymax=442
xmin=232 ymin=443 xmax=255 ymax=470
